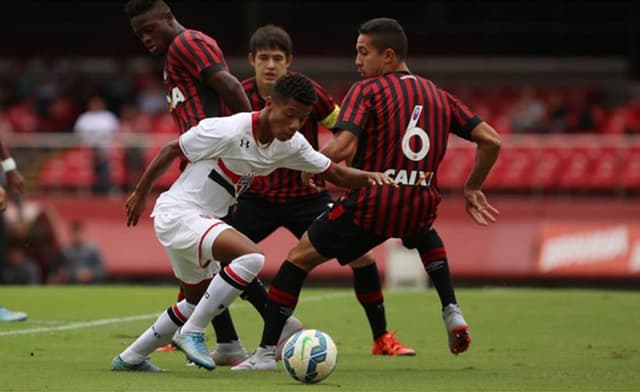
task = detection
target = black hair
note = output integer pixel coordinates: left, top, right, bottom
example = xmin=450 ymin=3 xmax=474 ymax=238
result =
xmin=358 ymin=17 xmax=408 ymax=60
xmin=271 ymin=73 xmax=317 ymax=107
xmin=249 ymin=24 xmax=293 ymax=57
xmin=124 ymin=0 xmax=170 ymax=19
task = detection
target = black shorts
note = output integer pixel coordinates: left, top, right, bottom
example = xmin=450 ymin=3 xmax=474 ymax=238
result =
xmin=225 ymin=192 xmax=333 ymax=242
xmin=307 ymin=198 xmax=442 ymax=264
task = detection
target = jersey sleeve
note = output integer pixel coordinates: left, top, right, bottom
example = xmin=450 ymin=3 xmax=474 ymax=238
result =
xmin=334 ymin=82 xmax=368 ymax=138
xmin=171 ymin=30 xmax=227 ymax=84
xmin=309 ymin=78 xmax=339 ymax=130
xmin=444 ymin=90 xmax=482 ymax=141
xmin=281 ymin=133 xmax=332 ymax=173
xmin=178 ymin=117 xmax=230 ymax=162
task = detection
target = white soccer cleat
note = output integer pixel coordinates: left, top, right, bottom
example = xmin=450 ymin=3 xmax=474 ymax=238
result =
xmin=230 ymin=346 xmax=277 ymax=371
xmin=442 ymin=303 xmax=471 ymax=355
xmin=276 ymin=315 xmax=303 ymax=360
xmin=210 ymin=340 xmax=250 ymax=366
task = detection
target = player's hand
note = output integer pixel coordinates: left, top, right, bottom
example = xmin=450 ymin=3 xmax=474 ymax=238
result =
xmin=463 ymin=188 xmax=499 ymax=226
xmin=367 ymin=172 xmax=398 ymax=187
xmin=301 ymin=172 xmax=324 ymax=192
xmin=6 ymin=170 xmax=24 ymax=195
xmin=125 ymin=190 xmax=147 ymax=227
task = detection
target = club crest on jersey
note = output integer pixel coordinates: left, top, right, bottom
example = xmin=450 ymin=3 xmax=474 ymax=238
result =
xmin=240 ymin=138 xmax=250 ymax=149
xmin=236 ymin=174 xmax=255 ymax=196
xmin=384 ymin=169 xmax=433 ymax=186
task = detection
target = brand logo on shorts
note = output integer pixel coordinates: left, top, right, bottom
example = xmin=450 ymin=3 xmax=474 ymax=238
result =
xmin=199 ymin=213 xmax=213 ymax=219
xmin=240 ymin=138 xmax=250 ymax=149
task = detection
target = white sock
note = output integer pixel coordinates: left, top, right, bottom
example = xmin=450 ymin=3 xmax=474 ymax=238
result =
xmin=120 ymin=300 xmax=195 ymax=364
xmin=182 ymin=253 xmax=264 ymax=334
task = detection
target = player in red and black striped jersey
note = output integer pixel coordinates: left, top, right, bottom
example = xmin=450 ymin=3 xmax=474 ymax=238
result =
xmin=234 ymin=18 xmax=502 ymax=371
xmin=225 ymin=24 xmax=415 ymax=356
xmin=126 ymin=0 xmax=251 ymax=169
xmin=126 ymin=0 xmax=291 ymax=366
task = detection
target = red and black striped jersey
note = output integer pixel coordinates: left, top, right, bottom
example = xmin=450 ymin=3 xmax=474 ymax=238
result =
xmin=241 ymin=72 xmax=338 ymax=203
xmin=336 ymin=71 xmax=481 ymax=237
xmin=164 ymin=29 xmax=231 ymax=135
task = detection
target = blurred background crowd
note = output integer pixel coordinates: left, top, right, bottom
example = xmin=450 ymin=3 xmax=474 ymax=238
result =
xmin=1 ymin=0 xmax=639 ymax=286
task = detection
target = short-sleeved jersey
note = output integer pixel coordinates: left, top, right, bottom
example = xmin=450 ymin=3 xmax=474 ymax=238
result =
xmin=164 ymin=29 xmax=231 ymax=134
xmin=335 ymin=71 xmax=481 ymax=237
xmin=152 ymin=112 xmax=332 ymax=219
xmin=240 ymin=72 xmax=338 ymax=203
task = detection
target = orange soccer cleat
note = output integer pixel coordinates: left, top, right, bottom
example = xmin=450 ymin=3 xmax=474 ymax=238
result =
xmin=372 ymin=330 xmax=416 ymax=356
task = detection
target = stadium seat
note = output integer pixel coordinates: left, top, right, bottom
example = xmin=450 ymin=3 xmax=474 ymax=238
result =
xmin=621 ymin=145 xmax=640 ymax=192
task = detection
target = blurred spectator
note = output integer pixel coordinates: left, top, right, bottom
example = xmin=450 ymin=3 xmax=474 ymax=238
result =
xmin=47 ymin=220 xmax=106 ymax=285
xmin=136 ymin=78 xmax=167 ymax=117
xmin=119 ymin=102 xmax=150 ymax=192
xmin=546 ymin=91 xmax=570 ymax=133
xmin=510 ymin=85 xmax=547 ymax=133
xmin=1 ymin=242 xmax=40 ymax=285
xmin=73 ymin=95 xmax=120 ymax=194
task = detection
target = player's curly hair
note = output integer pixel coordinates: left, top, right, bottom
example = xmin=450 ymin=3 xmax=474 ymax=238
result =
xmin=271 ymin=73 xmax=317 ymax=107
xmin=124 ymin=0 xmax=170 ymax=19
xmin=359 ymin=17 xmax=408 ymax=60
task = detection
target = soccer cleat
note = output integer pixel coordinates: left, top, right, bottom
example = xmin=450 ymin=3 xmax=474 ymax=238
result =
xmin=443 ymin=304 xmax=471 ymax=355
xmin=172 ymin=330 xmax=216 ymax=371
xmin=275 ymin=315 xmax=303 ymax=360
xmin=210 ymin=341 xmax=250 ymax=366
xmin=0 ymin=307 xmax=27 ymax=322
xmin=372 ymin=330 xmax=417 ymax=356
xmin=230 ymin=346 xmax=277 ymax=371
xmin=111 ymin=355 xmax=164 ymax=372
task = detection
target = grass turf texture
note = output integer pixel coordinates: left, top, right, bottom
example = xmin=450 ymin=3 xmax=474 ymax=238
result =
xmin=1 ymin=286 xmax=638 ymax=391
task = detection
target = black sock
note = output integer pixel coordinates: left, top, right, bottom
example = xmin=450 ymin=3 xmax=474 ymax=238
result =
xmin=240 ymin=278 xmax=268 ymax=319
xmin=424 ymin=259 xmax=457 ymax=308
xmin=421 ymin=230 xmax=457 ymax=309
xmin=352 ymin=263 xmax=387 ymax=339
xmin=211 ymin=309 xmax=239 ymax=343
xmin=260 ymin=260 xmax=308 ymax=347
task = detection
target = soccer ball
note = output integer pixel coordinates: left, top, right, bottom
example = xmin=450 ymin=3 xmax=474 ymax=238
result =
xmin=282 ymin=329 xmax=338 ymax=384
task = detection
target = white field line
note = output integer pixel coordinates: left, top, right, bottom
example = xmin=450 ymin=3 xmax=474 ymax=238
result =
xmin=0 ymin=291 xmax=352 ymax=337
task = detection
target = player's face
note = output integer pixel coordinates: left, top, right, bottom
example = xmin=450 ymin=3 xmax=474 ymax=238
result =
xmin=268 ymin=97 xmax=312 ymax=141
xmin=249 ymin=48 xmax=291 ymax=89
xmin=355 ymin=34 xmax=386 ymax=79
xmin=130 ymin=11 xmax=173 ymax=56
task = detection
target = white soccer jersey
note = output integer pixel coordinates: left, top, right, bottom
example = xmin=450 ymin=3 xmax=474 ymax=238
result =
xmin=152 ymin=111 xmax=332 ymax=218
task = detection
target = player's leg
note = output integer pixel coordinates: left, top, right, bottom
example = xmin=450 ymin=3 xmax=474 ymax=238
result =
xmin=205 ymin=196 xmax=281 ymax=365
xmin=113 ymin=248 xmax=213 ymax=372
xmin=173 ymin=226 xmax=266 ymax=370
xmin=348 ymin=253 xmax=416 ymax=356
xmin=403 ymin=227 xmax=471 ymax=355
xmin=233 ymin=201 xmax=386 ymax=371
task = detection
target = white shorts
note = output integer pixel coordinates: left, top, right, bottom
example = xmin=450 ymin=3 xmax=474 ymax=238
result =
xmin=153 ymin=209 xmax=232 ymax=284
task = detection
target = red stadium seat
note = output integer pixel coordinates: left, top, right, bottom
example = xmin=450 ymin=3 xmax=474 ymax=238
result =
xmin=621 ymin=145 xmax=640 ymax=191
xmin=436 ymin=143 xmax=475 ymax=190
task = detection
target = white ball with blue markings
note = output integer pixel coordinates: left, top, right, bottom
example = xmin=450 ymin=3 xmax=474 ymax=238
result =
xmin=282 ymin=329 xmax=338 ymax=384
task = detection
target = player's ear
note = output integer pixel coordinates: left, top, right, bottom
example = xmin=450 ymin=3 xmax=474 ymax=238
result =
xmin=286 ymin=54 xmax=293 ymax=68
xmin=248 ymin=52 xmax=256 ymax=67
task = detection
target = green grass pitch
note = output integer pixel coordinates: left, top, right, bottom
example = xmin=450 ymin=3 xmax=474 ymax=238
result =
xmin=1 ymin=285 xmax=638 ymax=391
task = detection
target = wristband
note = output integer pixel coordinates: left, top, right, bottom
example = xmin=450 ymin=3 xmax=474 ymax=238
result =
xmin=1 ymin=157 xmax=17 ymax=172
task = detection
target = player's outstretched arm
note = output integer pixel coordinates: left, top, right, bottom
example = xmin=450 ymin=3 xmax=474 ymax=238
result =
xmin=126 ymin=140 xmax=181 ymax=227
xmin=320 ymin=164 xmax=396 ymax=190
xmin=464 ymin=121 xmax=501 ymax=226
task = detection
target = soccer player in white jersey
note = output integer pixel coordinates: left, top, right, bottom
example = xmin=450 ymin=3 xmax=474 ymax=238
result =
xmin=111 ymin=73 xmax=396 ymax=372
